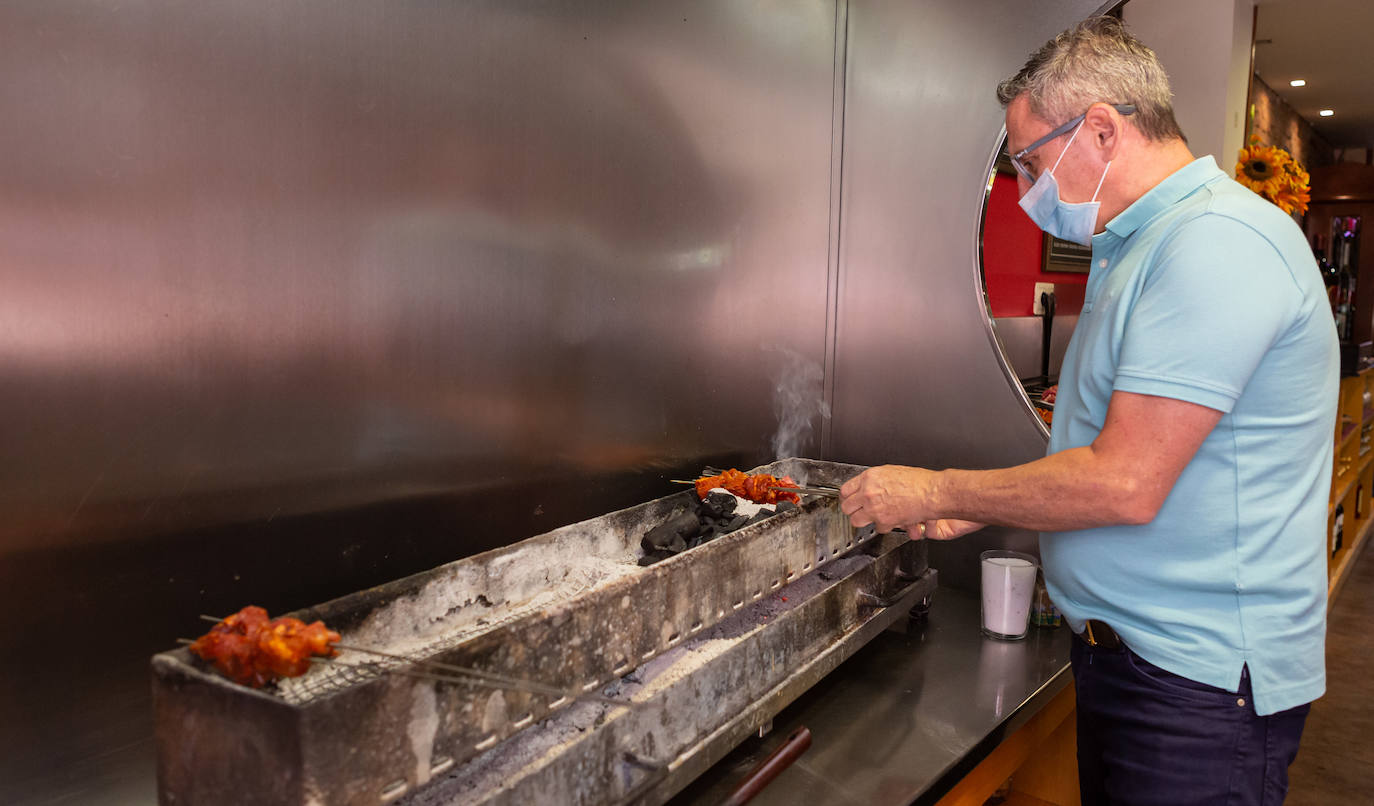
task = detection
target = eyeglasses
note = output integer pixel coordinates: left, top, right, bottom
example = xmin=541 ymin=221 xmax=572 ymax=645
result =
xmin=1008 ymin=104 xmax=1136 ymax=182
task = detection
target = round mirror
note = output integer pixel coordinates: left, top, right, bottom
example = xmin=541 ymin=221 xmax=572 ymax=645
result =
xmin=977 ymin=131 xmax=1090 ymax=436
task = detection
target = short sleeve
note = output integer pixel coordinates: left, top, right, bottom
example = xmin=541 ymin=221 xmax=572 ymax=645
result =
xmin=1114 ymin=215 xmax=1298 ymax=413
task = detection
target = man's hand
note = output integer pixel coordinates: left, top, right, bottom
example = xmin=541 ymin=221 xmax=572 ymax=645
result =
xmin=839 ymin=465 xmax=930 ymax=533
xmin=917 ymin=518 xmax=986 ymax=541
xmin=835 ymin=464 xmax=989 ymax=538
xmin=841 ymin=466 xmax=986 ymax=539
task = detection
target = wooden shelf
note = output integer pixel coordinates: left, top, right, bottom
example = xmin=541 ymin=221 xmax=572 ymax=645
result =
xmin=1328 ymin=373 xmax=1373 ymax=594
xmin=1329 ymin=452 xmax=1373 ymax=510
xmin=1330 ymin=513 xmax=1374 ymax=600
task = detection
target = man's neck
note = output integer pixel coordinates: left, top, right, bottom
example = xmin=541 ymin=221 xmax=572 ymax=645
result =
xmin=1097 ymin=139 xmax=1196 ymax=232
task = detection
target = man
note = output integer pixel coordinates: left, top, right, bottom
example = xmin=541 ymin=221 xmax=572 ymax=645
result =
xmin=839 ymin=16 xmax=1338 ymax=806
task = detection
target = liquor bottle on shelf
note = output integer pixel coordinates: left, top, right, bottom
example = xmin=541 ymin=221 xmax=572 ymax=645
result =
xmin=1357 ymin=480 xmax=1365 ymax=521
xmin=1333 ymin=502 xmax=1344 ymax=557
xmin=1314 ymin=233 xmax=1342 ymax=327
xmin=1337 ymin=262 xmax=1357 ymax=342
xmin=1329 ymin=217 xmax=1363 ymax=342
xmin=1318 ymin=246 xmax=1338 ymax=315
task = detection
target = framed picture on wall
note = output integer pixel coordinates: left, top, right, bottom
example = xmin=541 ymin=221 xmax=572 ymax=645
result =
xmin=1042 ymin=235 xmax=1092 ymax=273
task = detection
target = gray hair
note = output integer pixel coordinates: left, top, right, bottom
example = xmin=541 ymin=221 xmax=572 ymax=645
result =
xmin=996 ymin=16 xmax=1185 ymax=142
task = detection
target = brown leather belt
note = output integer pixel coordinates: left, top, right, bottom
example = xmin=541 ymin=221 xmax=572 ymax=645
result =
xmin=1077 ymin=619 xmax=1124 ymax=650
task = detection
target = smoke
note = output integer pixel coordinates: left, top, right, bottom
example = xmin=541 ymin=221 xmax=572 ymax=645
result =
xmin=769 ymin=347 xmax=830 ymax=460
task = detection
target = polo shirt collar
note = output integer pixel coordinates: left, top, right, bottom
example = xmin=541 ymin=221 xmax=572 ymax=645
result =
xmin=1102 ymin=155 xmax=1223 ymax=241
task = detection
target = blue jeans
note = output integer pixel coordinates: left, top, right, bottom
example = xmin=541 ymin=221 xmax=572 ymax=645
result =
xmin=1071 ymin=636 xmax=1310 ymax=806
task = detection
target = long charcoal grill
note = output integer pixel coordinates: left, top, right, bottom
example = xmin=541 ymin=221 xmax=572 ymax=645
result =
xmin=152 ymin=459 xmax=936 ymax=805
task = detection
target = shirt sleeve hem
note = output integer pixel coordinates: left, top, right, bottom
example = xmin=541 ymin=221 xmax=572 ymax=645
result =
xmin=1113 ymin=372 xmax=1237 ymax=413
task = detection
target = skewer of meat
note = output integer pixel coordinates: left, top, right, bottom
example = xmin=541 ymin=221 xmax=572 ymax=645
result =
xmin=188 ymin=606 xmax=341 ymax=688
xmin=690 ymin=468 xmax=802 ymax=505
xmin=188 ymin=610 xmax=636 ymax=707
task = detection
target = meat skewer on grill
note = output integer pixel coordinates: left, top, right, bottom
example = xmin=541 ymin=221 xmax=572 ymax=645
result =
xmin=670 ymin=467 xmax=840 ymax=504
xmin=188 ymin=606 xmax=341 ymax=688
xmin=650 ymin=467 xmax=837 ymax=566
xmin=191 ymin=610 xmax=635 ymax=707
xmin=670 ymin=469 xmax=838 ymax=500
xmin=690 ymin=468 xmax=802 ymax=504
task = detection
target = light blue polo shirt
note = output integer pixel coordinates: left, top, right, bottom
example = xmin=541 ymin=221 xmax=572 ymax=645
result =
xmin=1042 ymin=156 xmax=1339 ymax=716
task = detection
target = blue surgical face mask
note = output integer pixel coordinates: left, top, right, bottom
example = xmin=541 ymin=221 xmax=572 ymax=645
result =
xmin=1018 ymin=120 xmax=1111 ymax=247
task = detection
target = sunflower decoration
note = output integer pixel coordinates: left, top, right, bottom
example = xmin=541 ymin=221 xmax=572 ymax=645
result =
xmin=1235 ymin=137 xmax=1310 ymax=216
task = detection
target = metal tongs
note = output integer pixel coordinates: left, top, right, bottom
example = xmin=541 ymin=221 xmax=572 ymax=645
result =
xmin=766 ymin=484 xmax=840 ymax=498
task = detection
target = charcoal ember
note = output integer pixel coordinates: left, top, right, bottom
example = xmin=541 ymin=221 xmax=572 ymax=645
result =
xmin=641 ymin=511 xmax=700 ymax=553
xmin=727 ymin=514 xmax=749 ymax=531
xmin=637 ymin=549 xmax=675 ymax=567
xmin=699 ymin=491 xmax=738 ymax=518
xmin=746 ymin=508 xmax=776 ymax=525
xmin=775 ymin=500 xmax=798 ymax=514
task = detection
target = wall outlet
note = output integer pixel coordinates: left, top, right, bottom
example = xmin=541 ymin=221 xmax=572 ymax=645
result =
xmin=1032 ymin=282 xmax=1056 ymax=315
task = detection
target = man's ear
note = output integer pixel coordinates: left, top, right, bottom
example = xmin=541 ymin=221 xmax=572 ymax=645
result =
xmin=1083 ymin=103 xmax=1123 ymax=161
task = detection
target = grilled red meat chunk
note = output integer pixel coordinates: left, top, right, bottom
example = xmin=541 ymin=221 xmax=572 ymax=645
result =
xmin=692 ymin=469 xmax=801 ymax=505
xmin=189 ymin=605 xmax=340 ymax=687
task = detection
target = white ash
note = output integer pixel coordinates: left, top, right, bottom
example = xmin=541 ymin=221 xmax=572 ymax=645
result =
xmin=278 ymin=552 xmax=636 ymax=703
xmin=405 ymin=697 xmax=616 ymax=805
xmin=403 ymin=579 xmax=817 ymax=804
xmin=408 ymin=682 xmax=440 ymax=785
xmin=612 ymin=565 xmax=836 ymax=696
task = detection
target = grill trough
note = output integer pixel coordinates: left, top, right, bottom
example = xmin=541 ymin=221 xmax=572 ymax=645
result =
xmin=152 ymin=458 xmax=936 ymax=805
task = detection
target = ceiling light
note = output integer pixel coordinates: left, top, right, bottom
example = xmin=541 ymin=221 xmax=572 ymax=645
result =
xmin=1290 ymin=79 xmax=1306 ymax=87
xmin=1320 ymin=109 xmax=1335 ymax=117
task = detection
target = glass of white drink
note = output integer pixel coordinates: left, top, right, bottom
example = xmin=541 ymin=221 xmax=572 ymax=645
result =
xmin=980 ymin=549 xmax=1038 ymax=640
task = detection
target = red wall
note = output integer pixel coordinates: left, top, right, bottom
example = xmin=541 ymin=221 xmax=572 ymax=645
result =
xmin=983 ymin=171 xmax=1087 ymax=317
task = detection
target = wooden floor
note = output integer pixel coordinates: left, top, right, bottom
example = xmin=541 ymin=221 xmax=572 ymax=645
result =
xmin=1286 ymin=540 xmax=1374 ymax=805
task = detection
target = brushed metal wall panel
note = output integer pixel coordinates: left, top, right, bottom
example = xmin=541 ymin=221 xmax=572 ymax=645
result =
xmin=829 ymin=0 xmax=1108 ymax=586
xmin=0 ymin=0 xmax=839 ymax=555
xmin=0 ymin=2 xmax=841 ymax=803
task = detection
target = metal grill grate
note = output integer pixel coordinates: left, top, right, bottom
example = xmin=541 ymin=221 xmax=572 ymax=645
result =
xmin=276 ymin=570 xmax=610 ymax=704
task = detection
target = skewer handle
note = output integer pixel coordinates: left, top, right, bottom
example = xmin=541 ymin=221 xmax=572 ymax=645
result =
xmin=720 ymin=726 xmax=813 ymax=806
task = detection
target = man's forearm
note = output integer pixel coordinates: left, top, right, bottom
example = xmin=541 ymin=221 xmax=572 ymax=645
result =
xmin=840 ymin=392 xmax=1219 ymax=534
xmin=934 ymin=445 xmax=1155 ymax=532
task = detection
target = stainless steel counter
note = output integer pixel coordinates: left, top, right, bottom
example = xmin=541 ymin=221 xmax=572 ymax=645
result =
xmin=670 ymin=588 xmax=1074 ymax=806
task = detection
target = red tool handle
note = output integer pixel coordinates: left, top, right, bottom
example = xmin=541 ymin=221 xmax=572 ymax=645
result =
xmin=719 ymin=726 xmax=812 ymax=806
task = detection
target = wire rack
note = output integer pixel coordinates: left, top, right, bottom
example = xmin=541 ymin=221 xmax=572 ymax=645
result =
xmin=274 ymin=569 xmax=609 ymax=705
